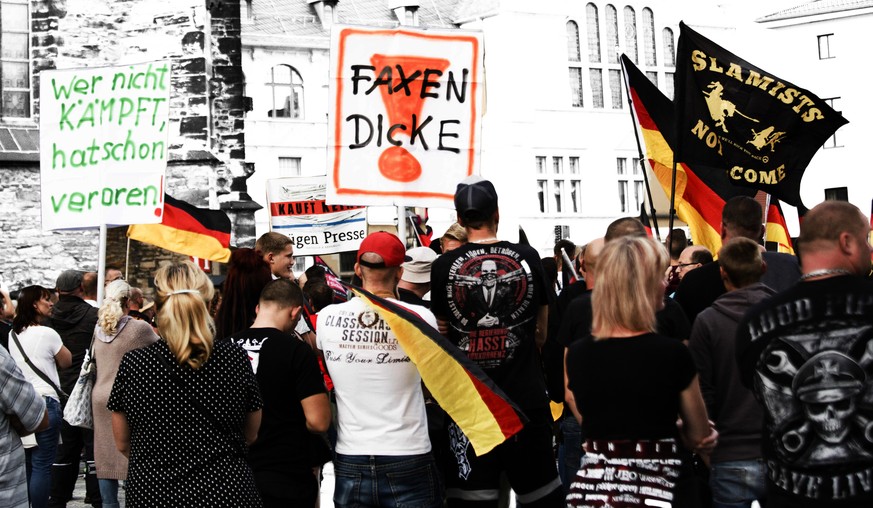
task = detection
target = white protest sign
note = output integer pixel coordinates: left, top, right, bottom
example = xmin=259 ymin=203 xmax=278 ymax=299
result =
xmin=268 ymin=176 xmax=367 ymax=255
xmin=327 ymin=26 xmax=484 ymax=207
xmin=39 ymin=61 xmax=171 ymax=230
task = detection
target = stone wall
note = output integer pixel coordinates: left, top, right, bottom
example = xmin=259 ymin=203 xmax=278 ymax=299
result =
xmin=0 ymin=0 xmax=254 ymax=291
xmin=0 ymin=165 xmax=99 ymax=289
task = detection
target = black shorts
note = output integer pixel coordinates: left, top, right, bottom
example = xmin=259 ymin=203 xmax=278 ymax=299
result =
xmin=445 ymin=407 xmax=563 ymax=507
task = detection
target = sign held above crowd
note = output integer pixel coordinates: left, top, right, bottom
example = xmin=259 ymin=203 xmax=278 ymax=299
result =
xmin=327 ymin=25 xmax=484 ymax=208
xmin=39 ymin=61 xmax=171 ymax=231
xmin=268 ymin=176 xmax=367 ymax=256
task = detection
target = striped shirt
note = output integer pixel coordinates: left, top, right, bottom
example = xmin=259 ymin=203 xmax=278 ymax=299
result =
xmin=0 ymin=346 xmax=46 ymax=508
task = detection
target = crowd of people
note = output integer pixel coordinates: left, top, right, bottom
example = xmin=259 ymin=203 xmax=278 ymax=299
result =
xmin=2 ymin=177 xmax=872 ymax=508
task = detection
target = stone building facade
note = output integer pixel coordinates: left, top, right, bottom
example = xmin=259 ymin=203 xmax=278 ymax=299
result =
xmin=0 ymin=0 xmax=255 ymax=292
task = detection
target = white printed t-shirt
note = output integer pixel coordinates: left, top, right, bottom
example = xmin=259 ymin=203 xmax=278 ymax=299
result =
xmin=10 ymin=325 xmax=64 ymax=400
xmin=317 ymin=297 xmax=434 ymax=456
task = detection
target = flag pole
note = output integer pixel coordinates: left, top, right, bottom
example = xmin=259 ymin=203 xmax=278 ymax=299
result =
xmin=397 ymin=205 xmax=407 ymax=247
xmin=620 ymin=57 xmax=661 ymax=242
xmin=124 ymin=236 xmax=131 ymax=281
xmin=97 ymin=224 xmax=107 ymax=306
xmin=670 ymin=23 xmax=689 ymax=243
xmin=763 ymin=193 xmax=772 ymax=245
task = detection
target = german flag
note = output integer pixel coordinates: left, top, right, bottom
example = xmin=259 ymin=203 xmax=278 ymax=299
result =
xmin=764 ymin=199 xmax=795 ymax=255
xmin=349 ymin=286 xmax=526 ymax=456
xmin=127 ymin=194 xmax=232 ymax=262
xmin=623 ymin=55 xmax=755 ymax=254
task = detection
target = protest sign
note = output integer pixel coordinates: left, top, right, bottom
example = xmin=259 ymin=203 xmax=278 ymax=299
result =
xmin=327 ymin=26 xmax=484 ymax=207
xmin=268 ymin=176 xmax=367 ymax=255
xmin=39 ymin=61 xmax=171 ymax=230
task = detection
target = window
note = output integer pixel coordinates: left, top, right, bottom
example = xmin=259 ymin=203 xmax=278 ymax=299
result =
xmin=617 ymin=157 xmax=644 ymax=213
xmin=663 ymin=28 xmax=675 ymax=66
xmin=278 ymin=156 xmax=302 ymax=177
xmin=569 ymin=67 xmax=584 ymax=108
xmin=553 ymin=181 xmax=564 ymax=213
xmin=567 ymin=21 xmax=581 ymax=62
xmin=818 ymin=34 xmax=834 ymax=60
xmin=822 ymin=98 xmax=842 ymax=148
xmin=569 ymin=156 xmax=580 ymax=174
xmin=570 ymin=180 xmax=581 ymax=213
xmin=618 ymin=181 xmax=629 ymax=213
xmin=536 ymin=156 xmax=547 ymax=174
xmin=665 ymin=72 xmax=675 ymax=100
xmin=646 ymin=71 xmax=658 ymax=88
xmin=606 ymin=5 xmax=619 ymax=64
xmin=609 ymin=69 xmax=623 ymax=109
xmin=642 ymin=8 xmax=656 ymax=66
xmin=267 ymin=65 xmax=304 ymax=119
xmin=568 ymin=21 xmax=583 ymax=107
xmin=1 ymin=0 xmax=31 ymax=119
xmin=623 ymin=6 xmax=637 ymax=64
xmin=536 ymin=155 xmax=582 ymax=214
xmin=586 ymin=4 xmax=601 ymax=63
xmin=590 ymin=69 xmax=604 ymax=108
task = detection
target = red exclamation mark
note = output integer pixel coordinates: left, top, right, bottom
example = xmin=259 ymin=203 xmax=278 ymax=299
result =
xmin=369 ymin=54 xmax=450 ymax=183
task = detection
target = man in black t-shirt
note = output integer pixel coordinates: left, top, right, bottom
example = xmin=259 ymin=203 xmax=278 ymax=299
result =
xmin=229 ymin=279 xmax=330 ymax=508
xmin=737 ymin=201 xmax=873 ymax=508
xmin=431 ymin=177 xmax=563 ymax=508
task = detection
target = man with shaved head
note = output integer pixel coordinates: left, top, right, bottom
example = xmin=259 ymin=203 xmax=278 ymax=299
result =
xmin=737 ymin=201 xmax=873 ymax=508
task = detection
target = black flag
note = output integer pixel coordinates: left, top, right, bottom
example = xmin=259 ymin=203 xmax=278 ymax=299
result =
xmin=674 ymin=22 xmax=848 ymax=207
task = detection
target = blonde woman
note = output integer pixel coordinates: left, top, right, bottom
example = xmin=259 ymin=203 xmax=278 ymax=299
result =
xmin=108 ymin=261 xmax=263 ymax=507
xmin=564 ymin=236 xmax=713 ymax=508
xmin=92 ymin=280 xmax=158 ymax=508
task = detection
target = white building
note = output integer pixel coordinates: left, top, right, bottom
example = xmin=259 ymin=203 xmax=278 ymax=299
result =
xmin=755 ymin=0 xmax=873 ymax=222
xmin=241 ymin=0 xmax=859 ymax=258
xmin=241 ymin=0 xmax=683 ymax=257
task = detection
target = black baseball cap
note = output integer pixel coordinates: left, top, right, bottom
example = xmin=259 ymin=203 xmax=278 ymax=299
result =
xmin=454 ymin=176 xmax=498 ymax=222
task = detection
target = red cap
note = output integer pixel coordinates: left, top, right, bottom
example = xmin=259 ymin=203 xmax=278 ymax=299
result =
xmin=357 ymin=232 xmax=411 ymax=268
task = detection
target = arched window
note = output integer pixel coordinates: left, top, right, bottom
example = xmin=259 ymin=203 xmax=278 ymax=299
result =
xmin=568 ymin=21 xmax=583 ymax=107
xmin=624 ymin=6 xmax=637 ymax=63
xmin=567 ymin=21 xmax=581 ymax=62
xmin=267 ymin=65 xmax=304 ymax=119
xmin=586 ymin=3 xmax=600 ymax=63
xmin=663 ymin=27 xmax=675 ymax=66
xmin=606 ymin=5 xmax=619 ymax=64
xmin=643 ymin=8 xmax=656 ymax=66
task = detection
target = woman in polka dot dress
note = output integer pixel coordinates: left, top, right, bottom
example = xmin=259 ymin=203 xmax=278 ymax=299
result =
xmin=108 ymin=261 xmax=264 ymax=507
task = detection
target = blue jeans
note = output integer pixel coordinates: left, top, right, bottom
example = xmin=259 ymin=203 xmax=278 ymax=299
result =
xmin=558 ymin=415 xmax=582 ymax=493
xmin=99 ymin=479 xmax=120 ymax=508
xmin=709 ymin=459 xmax=767 ymax=508
xmin=26 ymin=397 xmax=61 ymax=508
xmin=334 ymin=453 xmax=444 ymax=508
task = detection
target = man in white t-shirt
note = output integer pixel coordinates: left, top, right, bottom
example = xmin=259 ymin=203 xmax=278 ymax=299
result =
xmin=317 ymin=232 xmax=443 ymax=508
